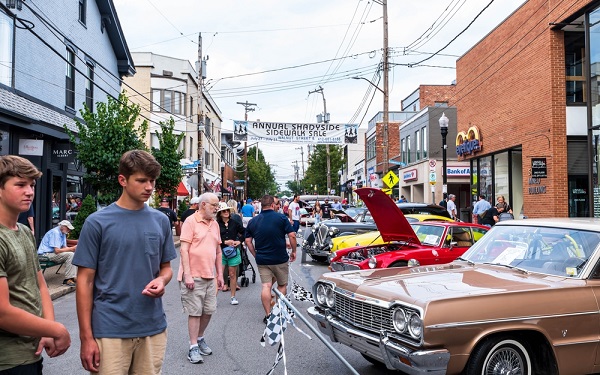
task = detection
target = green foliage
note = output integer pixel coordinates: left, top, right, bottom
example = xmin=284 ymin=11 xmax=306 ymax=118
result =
xmin=151 ymin=118 xmax=185 ymax=198
xmin=66 ymin=91 xmax=148 ymax=204
xmin=285 ymin=180 xmax=304 ymax=195
xmin=236 ymin=146 xmax=278 ymax=199
xmin=177 ymin=199 xmax=188 ymax=221
xmin=70 ymin=195 xmax=97 ymax=240
xmin=302 ymin=145 xmax=344 ymax=194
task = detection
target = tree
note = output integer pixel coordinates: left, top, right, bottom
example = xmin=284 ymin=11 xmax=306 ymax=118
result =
xmin=70 ymin=194 xmax=96 ymax=240
xmin=66 ymin=91 xmax=148 ymax=204
xmin=302 ymin=145 xmax=344 ymax=195
xmin=237 ymin=146 xmax=278 ymax=199
xmin=286 ymin=180 xmax=304 ymax=195
xmin=151 ymin=118 xmax=185 ymax=199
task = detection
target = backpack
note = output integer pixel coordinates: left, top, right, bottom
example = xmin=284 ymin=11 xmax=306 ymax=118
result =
xmin=478 ymin=209 xmax=488 ymax=219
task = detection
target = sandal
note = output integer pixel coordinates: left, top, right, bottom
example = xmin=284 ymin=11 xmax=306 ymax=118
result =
xmin=62 ymin=278 xmax=76 ymax=287
xmin=222 ymin=287 xmax=230 ymax=292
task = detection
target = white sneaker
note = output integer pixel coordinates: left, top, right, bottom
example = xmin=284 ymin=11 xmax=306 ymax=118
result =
xmin=231 ymin=297 xmax=239 ymax=305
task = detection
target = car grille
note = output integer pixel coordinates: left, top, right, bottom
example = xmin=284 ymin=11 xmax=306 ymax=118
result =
xmin=330 ymin=262 xmax=360 ymax=272
xmin=313 ymin=225 xmax=329 ymax=248
xmin=334 ymin=291 xmax=395 ymax=333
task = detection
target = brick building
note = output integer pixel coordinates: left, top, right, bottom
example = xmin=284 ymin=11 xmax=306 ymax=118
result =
xmin=455 ymin=0 xmax=598 ymax=218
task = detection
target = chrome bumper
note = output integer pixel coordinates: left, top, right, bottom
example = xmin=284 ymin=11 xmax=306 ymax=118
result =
xmin=307 ymin=306 xmax=449 ymax=375
xmin=305 ymin=245 xmax=331 ymax=257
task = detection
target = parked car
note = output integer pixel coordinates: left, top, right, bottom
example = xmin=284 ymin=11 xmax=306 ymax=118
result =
xmin=330 ymin=214 xmax=454 ymax=252
xmin=309 ymin=218 xmax=600 ymax=374
xmin=302 ymin=189 xmax=450 ymax=262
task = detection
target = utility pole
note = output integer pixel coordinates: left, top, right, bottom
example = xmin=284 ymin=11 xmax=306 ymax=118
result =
xmin=296 ymin=146 xmax=305 ymax=192
xmin=236 ymin=100 xmax=257 ymax=201
xmin=372 ymin=0 xmax=389 ymax=175
xmin=196 ymin=33 xmax=205 ymax=195
xmin=308 ymin=86 xmax=331 ymax=193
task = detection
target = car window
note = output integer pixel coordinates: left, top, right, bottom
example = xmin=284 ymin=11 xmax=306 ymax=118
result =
xmin=463 ymin=225 xmax=600 ymax=278
xmin=411 ymin=224 xmax=445 ymax=246
xmin=472 ymin=227 xmax=488 ymax=242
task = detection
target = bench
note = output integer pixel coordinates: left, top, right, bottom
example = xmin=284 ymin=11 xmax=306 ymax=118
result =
xmin=38 ymin=255 xmax=64 ymax=274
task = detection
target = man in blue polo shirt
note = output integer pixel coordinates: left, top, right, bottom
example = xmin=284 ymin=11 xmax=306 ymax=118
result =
xmin=245 ymin=195 xmax=296 ymax=324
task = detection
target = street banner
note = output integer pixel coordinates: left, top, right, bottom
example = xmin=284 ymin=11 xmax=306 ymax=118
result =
xmin=233 ymin=120 xmax=358 ymax=144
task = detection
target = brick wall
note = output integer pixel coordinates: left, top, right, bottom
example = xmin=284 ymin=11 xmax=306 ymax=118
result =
xmin=454 ymin=0 xmax=593 ymax=218
xmin=419 ymin=85 xmax=456 ymax=108
xmin=375 ymin=121 xmax=400 ymax=174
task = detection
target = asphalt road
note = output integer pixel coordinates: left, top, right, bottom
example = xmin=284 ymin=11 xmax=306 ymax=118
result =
xmin=41 ymin=235 xmax=399 ymax=375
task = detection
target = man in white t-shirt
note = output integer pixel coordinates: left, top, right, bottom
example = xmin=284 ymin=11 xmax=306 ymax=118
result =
xmin=447 ymin=194 xmax=457 ymax=220
xmin=288 ymin=195 xmax=301 ymax=233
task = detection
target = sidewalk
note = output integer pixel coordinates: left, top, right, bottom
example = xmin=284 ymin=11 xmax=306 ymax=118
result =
xmin=46 ymin=236 xmax=181 ymax=300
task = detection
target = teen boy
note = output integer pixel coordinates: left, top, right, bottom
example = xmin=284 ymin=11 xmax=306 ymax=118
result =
xmin=0 ymin=155 xmax=71 ymax=373
xmin=74 ymin=150 xmax=177 ymax=374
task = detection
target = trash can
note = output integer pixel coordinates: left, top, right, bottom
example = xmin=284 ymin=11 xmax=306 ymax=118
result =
xmin=460 ymin=208 xmax=471 ymax=223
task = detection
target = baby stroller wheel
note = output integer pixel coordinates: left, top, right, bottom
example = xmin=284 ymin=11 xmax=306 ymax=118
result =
xmin=243 ymin=277 xmax=249 ymax=287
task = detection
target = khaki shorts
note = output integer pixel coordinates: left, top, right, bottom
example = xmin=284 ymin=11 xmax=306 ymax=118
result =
xmin=257 ymin=263 xmax=289 ymax=286
xmin=180 ymin=278 xmax=217 ymax=316
xmin=95 ymin=330 xmax=167 ymax=375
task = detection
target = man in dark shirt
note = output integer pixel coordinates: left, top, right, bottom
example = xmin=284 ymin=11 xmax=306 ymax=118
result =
xmin=157 ymin=198 xmax=178 ymax=228
xmin=180 ymin=197 xmax=199 ymax=224
xmin=321 ymin=199 xmax=332 ymax=219
xmin=245 ymin=195 xmax=296 ymax=323
xmin=17 ymin=204 xmax=35 ymax=235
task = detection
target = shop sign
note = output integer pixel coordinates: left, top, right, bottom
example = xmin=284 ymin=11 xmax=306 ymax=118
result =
xmin=403 ymin=169 xmax=417 ymax=181
xmin=19 ymin=139 xmax=43 ymax=156
xmin=528 ymin=178 xmax=546 ymax=194
xmin=456 ymin=126 xmax=482 ymax=157
xmin=51 ymin=143 xmax=75 ymax=164
xmin=447 ymin=166 xmax=470 ymax=177
xmin=531 ymin=158 xmax=547 ymax=178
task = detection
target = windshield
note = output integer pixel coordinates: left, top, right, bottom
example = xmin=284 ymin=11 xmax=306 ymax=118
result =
xmin=410 ymin=224 xmax=445 ymax=246
xmin=461 ymin=225 xmax=600 ymax=278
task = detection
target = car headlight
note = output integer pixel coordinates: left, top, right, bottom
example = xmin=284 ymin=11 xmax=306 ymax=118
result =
xmin=368 ymin=256 xmax=377 ymax=269
xmin=328 ymin=252 xmax=336 ymax=263
xmin=312 ymin=225 xmax=318 ymax=233
xmin=408 ymin=312 xmax=423 ymax=339
xmin=325 ymin=286 xmax=335 ymax=308
xmin=407 ymin=259 xmax=420 ymax=267
xmin=329 ymin=227 xmax=339 ymax=237
xmin=393 ymin=308 xmax=407 ymax=333
xmin=316 ymin=284 xmax=327 ymax=306
xmin=326 ymin=238 xmax=333 ymax=249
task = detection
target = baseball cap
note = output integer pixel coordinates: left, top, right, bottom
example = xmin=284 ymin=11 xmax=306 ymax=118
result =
xmin=161 ymin=198 xmax=168 ymax=202
xmin=58 ymin=220 xmax=74 ymax=230
xmin=190 ymin=197 xmax=200 ymax=205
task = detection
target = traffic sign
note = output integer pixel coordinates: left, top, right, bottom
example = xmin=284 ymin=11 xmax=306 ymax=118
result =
xmin=383 ymin=171 xmax=399 ymax=188
xmin=381 ymin=188 xmax=393 ymax=195
xmin=429 ymin=171 xmax=437 ymax=185
xmin=429 ymin=159 xmax=437 ymax=169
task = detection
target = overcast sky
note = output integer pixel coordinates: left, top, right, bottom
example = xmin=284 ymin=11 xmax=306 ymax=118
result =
xmin=113 ymin=0 xmax=526 ymax=187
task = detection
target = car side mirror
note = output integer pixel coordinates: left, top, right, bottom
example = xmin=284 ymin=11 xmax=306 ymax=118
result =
xmin=450 ymin=241 xmax=458 ymax=249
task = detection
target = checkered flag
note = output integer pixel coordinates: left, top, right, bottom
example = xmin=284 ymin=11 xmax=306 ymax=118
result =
xmin=292 ymin=281 xmax=314 ymax=304
xmin=261 ymin=301 xmax=288 ymax=347
xmin=265 ymin=342 xmax=285 ymax=375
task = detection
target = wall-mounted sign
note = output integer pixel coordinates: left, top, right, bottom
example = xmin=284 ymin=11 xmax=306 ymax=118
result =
xmin=403 ymin=169 xmax=417 ymax=181
xmin=233 ymin=120 xmax=358 ymax=145
xmin=528 ymin=178 xmax=547 ymax=194
xmin=447 ymin=166 xmax=470 ymax=177
xmin=19 ymin=139 xmax=43 ymax=156
xmin=531 ymin=158 xmax=547 ymax=178
xmin=456 ymin=126 xmax=482 ymax=157
xmin=51 ymin=143 xmax=75 ymax=164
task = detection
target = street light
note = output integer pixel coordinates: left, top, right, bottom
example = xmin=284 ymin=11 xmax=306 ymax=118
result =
xmin=439 ymin=112 xmax=449 ymax=195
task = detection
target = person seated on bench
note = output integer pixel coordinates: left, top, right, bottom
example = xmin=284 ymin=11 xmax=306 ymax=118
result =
xmin=38 ymin=220 xmax=77 ymax=286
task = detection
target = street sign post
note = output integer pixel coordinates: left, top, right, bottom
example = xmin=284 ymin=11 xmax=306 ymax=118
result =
xmin=381 ymin=188 xmax=393 ymax=195
xmin=383 ymin=171 xmax=399 ymax=189
xmin=429 ymin=159 xmax=437 ymax=169
xmin=429 ymin=171 xmax=437 ymax=185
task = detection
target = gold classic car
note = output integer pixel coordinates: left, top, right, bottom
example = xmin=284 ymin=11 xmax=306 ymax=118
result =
xmin=308 ymin=218 xmax=600 ymax=374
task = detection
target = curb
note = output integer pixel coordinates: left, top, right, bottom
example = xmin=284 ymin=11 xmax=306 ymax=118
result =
xmin=49 ymin=239 xmax=181 ymax=301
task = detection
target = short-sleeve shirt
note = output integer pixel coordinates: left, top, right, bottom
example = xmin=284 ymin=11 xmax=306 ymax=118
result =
xmin=72 ymin=203 xmax=177 ymax=339
xmin=178 ymin=212 xmax=221 ymax=281
xmin=0 ymin=225 xmax=42 ymax=370
xmin=245 ymin=210 xmax=294 ymax=265
xmin=289 ymin=201 xmax=300 ymax=221
xmin=37 ymin=226 xmax=66 ymax=254
xmin=241 ymin=204 xmax=255 ymax=218
xmin=157 ymin=207 xmax=177 ymax=226
xmin=17 ymin=205 xmax=34 ymax=227
xmin=447 ymin=200 xmax=457 ymax=217
xmin=321 ymin=203 xmax=332 ymax=219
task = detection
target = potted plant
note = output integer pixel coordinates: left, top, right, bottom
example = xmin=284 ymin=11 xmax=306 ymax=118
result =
xmin=68 ymin=194 xmax=97 ymax=244
xmin=175 ymin=199 xmax=188 ymax=236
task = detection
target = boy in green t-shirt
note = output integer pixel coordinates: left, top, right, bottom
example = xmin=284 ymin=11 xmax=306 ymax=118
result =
xmin=0 ymin=155 xmax=71 ymax=373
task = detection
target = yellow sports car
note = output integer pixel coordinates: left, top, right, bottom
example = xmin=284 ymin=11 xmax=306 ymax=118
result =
xmin=330 ymin=214 xmax=454 ymax=252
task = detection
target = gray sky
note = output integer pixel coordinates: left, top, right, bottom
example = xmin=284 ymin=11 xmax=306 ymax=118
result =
xmin=113 ymin=0 xmax=526 ymax=187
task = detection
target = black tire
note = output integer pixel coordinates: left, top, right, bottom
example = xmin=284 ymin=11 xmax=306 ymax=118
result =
xmin=310 ymin=255 xmax=328 ymax=262
xmin=389 ymin=261 xmax=408 ymax=268
xmin=243 ymin=278 xmax=249 ymax=287
xmin=465 ymin=336 xmax=532 ymax=375
xmin=360 ymin=353 xmax=387 ymax=369
xmin=252 ymin=274 xmax=256 ymax=283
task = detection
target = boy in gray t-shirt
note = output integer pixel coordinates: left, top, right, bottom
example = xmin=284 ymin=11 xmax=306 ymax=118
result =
xmin=73 ymin=150 xmax=177 ymax=374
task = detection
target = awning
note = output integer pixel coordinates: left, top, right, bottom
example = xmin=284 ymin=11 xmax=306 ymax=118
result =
xmin=177 ymin=182 xmax=189 ymax=196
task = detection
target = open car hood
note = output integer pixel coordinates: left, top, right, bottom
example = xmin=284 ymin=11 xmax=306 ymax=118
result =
xmin=355 ymin=187 xmax=420 ymax=245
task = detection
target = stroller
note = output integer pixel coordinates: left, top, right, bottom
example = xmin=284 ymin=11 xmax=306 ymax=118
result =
xmin=237 ymin=243 xmax=256 ymax=287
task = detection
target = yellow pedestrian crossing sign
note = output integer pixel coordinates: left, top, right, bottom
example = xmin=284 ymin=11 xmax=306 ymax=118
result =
xmin=382 ymin=188 xmax=393 ymax=195
xmin=383 ymin=171 xmax=399 ymax=189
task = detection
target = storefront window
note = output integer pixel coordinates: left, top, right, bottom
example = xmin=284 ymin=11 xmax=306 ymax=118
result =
xmin=511 ymin=150 xmax=523 ymax=218
xmin=479 ymin=156 xmax=493 ymax=204
xmin=494 ymin=152 xmax=510 ymax=204
xmin=590 ymin=6 xmax=600 ymax=216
